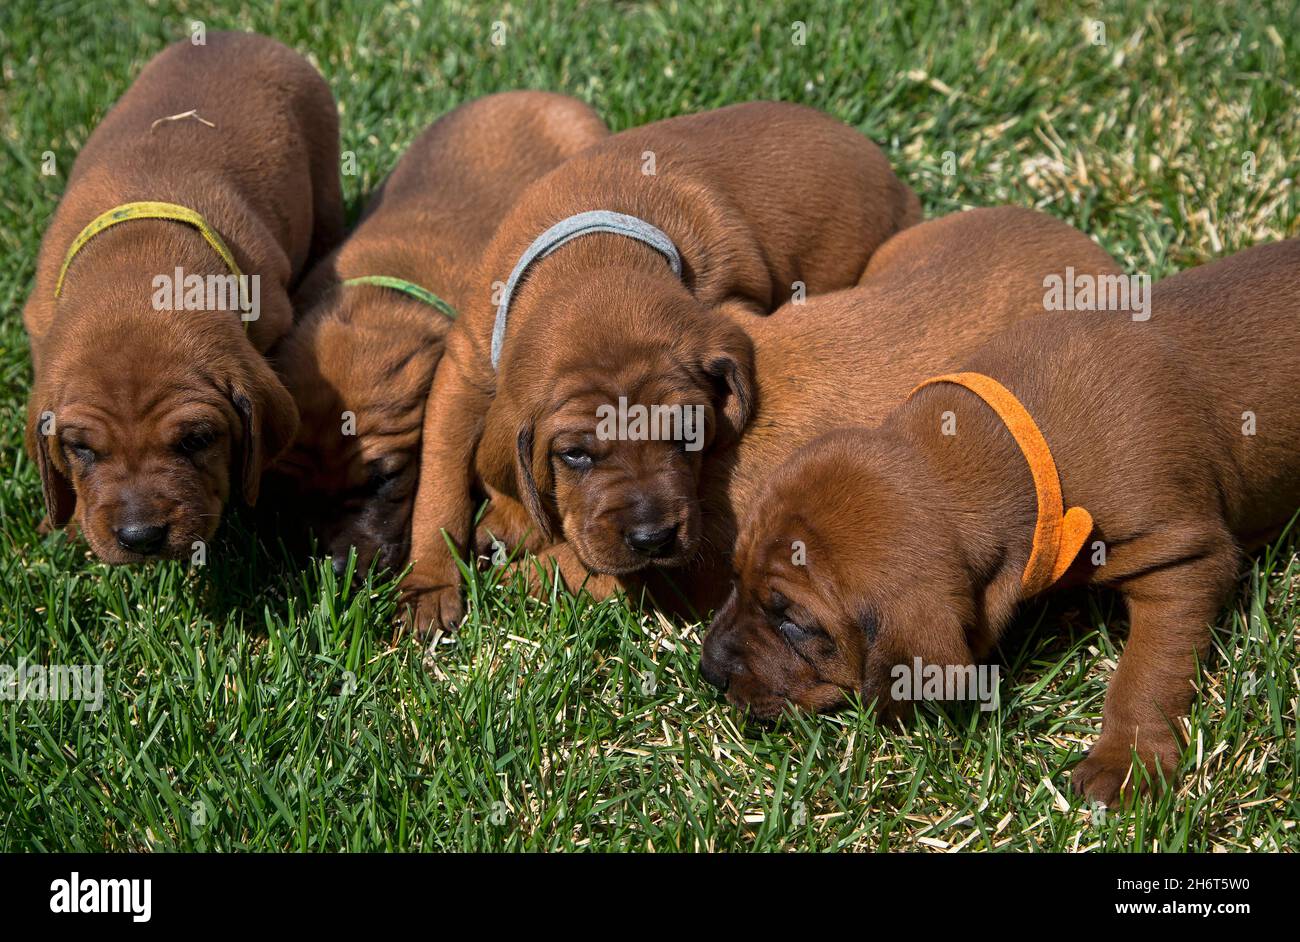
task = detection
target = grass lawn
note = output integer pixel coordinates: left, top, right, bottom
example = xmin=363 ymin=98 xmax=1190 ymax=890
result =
xmin=1 ymin=0 xmax=1297 ymax=852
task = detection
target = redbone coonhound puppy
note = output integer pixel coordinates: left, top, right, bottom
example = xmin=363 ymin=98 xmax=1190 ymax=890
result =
xmin=493 ymin=208 xmax=1123 ymax=618
xmin=705 ymin=237 xmax=1300 ymax=806
xmin=272 ymin=92 xmax=609 ymax=576
xmin=401 ymin=101 xmax=921 ymax=634
xmin=24 ymin=32 xmax=342 ymax=563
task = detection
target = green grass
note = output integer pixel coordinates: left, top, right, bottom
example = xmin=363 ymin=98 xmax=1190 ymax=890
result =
xmin=1 ymin=0 xmax=1298 ymax=851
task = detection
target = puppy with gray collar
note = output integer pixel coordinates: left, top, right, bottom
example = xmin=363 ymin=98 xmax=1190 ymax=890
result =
xmin=400 ymin=100 xmax=920 ymax=635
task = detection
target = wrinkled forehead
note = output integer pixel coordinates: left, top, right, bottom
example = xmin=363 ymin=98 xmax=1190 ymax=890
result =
xmin=736 ymin=477 xmax=802 ymax=562
xmin=56 ymin=373 xmax=230 ymax=436
xmin=738 ymin=529 xmax=860 ymax=627
xmin=288 ymin=411 xmax=415 ymax=480
xmin=294 ymin=365 xmax=423 ymax=446
xmin=544 ymin=396 xmax=709 ymax=457
xmin=543 ymin=359 xmax=705 ymax=419
xmin=737 ymin=498 xmax=840 ymax=584
xmin=739 ymin=524 xmax=805 ymax=592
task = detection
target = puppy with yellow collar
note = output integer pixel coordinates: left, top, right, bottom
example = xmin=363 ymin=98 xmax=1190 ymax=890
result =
xmin=24 ymin=32 xmax=343 ymax=562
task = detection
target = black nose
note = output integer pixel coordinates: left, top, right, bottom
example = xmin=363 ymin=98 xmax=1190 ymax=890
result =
xmin=624 ymin=523 xmax=678 ymax=556
xmin=700 ymin=657 xmax=730 ymax=693
xmin=114 ymin=523 xmax=168 ymax=555
xmin=331 ymin=554 xmax=350 ymax=579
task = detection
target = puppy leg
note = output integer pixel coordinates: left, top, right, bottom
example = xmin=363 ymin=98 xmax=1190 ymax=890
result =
xmin=399 ymin=345 xmax=491 ymax=636
xmin=1072 ymin=529 xmax=1239 ymax=805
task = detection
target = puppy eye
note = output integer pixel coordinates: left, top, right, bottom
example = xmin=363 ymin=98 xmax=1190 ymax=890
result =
xmin=779 ymin=619 xmax=812 ymax=642
xmin=556 ymin=448 xmax=594 ymax=471
xmin=365 ymin=462 xmax=403 ymax=493
xmin=177 ymin=431 xmax=216 ymax=454
xmin=66 ymin=442 xmax=97 ymax=464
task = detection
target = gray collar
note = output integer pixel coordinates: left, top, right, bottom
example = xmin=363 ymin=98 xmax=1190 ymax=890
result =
xmin=490 ymin=210 xmax=683 ymax=370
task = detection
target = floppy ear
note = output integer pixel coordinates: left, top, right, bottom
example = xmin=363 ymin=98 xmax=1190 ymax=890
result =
xmin=25 ymin=395 xmax=75 ymax=528
xmin=701 ymin=324 xmax=756 ymax=443
xmin=230 ymin=358 xmax=299 ymax=507
xmin=514 ymin=419 xmax=555 ymax=544
xmin=891 ymin=595 xmax=974 ymax=669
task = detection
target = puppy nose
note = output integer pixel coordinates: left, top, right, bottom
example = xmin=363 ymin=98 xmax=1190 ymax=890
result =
xmin=624 ymin=523 xmax=678 ymax=556
xmin=114 ymin=522 xmax=168 ymax=555
xmin=700 ymin=657 xmax=730 ymax=693
xmin=331 ymin=555 xmax=350 ymax=579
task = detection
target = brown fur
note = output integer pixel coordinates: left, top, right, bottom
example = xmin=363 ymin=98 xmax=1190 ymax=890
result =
xmin=706 ymin=237 xmax=1300 ymax=806
xmin=270 ymin=92 xmax=609 ymax=575
xmin=504 ymin=208 xmax=1122 ymax=614
xmin=401 ymin=101 xmax=921 ymax=633
xmin=23 ymin=32 xmax=343 ymax=562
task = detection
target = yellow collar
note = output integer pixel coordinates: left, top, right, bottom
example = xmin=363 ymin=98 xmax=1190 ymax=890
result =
xmin=54 ymin=200 xmax=243 ymax=298
xmin=910 ymin=372 xmax=1093 ymax=596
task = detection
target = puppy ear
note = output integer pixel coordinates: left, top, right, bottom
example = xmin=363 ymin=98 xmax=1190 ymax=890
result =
xmin=873 ymin=596 xmax=975 ymax=703
xmin=230 ymin=358 xmax=299 ymax=507
xmin=701 ymin=324 xmax=756 ymax=442
xmin=25 ymin=397 xmax=75 ymax=528
xmin=514 ymin=419 xmax=555 ymax=544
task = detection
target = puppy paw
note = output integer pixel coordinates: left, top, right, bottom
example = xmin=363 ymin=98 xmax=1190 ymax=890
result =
xmin=397 ymin=578 xmax=465 ymax=638
xmin=1071 ymin=731 xmax=1180 ymax=806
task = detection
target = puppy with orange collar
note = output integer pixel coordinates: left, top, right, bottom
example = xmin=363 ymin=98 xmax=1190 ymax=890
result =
xmin=23 ymin=32 xmax=342 ymax=562
xmin=272 ymin=92 xmax=609 ymax=576
xmin=400 ymin=101 xmax=921 ymax=634
xmin=704 ymin=238 xmax=1300 ymax=805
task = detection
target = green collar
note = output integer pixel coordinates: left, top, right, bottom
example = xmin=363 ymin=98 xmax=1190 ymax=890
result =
xmin=341 ymin=275 xmax=456 ymax=320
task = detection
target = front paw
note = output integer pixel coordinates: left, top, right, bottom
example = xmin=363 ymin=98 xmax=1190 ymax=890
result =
xmin=397 ymin=575 xmax=465 ymax=638
xmin=1071 ymin=730 xmax=1180 ymax=806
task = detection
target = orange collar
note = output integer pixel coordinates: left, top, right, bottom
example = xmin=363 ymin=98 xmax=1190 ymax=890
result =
xmin=909 ymin=372 xmax=1093 ymax=596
